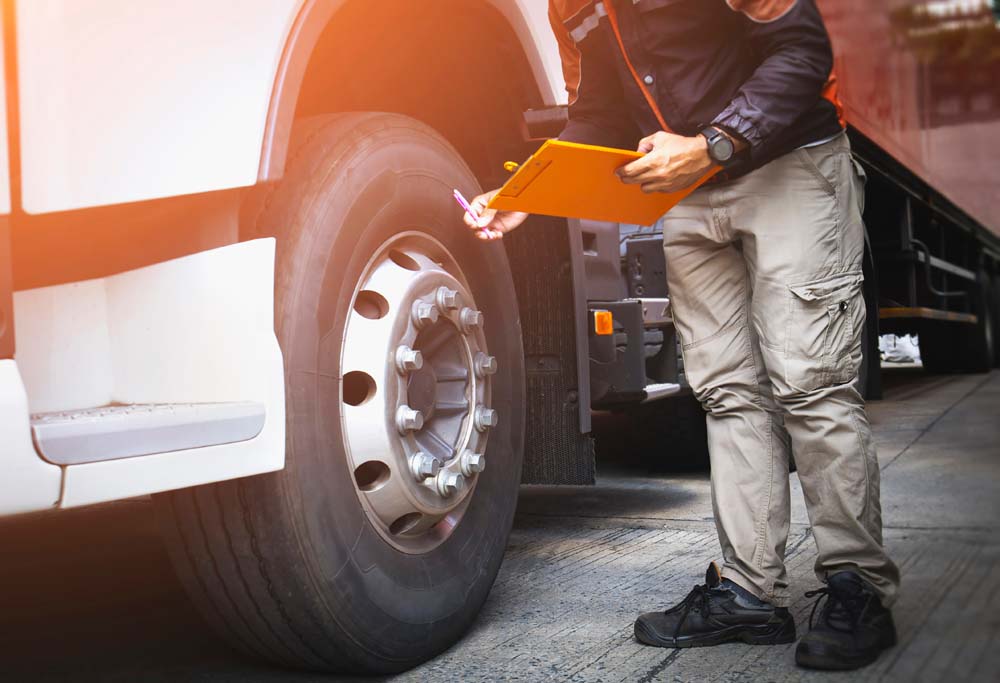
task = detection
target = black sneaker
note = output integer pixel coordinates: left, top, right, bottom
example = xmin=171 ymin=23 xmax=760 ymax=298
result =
xmin=796 ymin=571 xmax=897 ymax=670
xmin=634 ymin=563 xmax=796 ymax=648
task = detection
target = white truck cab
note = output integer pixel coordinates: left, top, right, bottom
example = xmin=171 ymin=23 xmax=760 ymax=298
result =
xmin=1 ymin=1 xmax=570 ymax=674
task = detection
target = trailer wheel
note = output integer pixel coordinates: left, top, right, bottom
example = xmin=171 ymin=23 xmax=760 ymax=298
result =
xmin=921 ymin=268 xmax=994 ymax=374
xmin=153 ymin=113 xmax=525 ymax=674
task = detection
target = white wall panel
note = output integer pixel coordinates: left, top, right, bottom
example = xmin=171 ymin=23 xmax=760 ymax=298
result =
xmin=17 ymin=0 xmax=302 ymax=214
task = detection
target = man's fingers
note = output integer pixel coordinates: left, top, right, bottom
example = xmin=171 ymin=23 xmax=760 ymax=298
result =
xmin=641 ymin=180 xmax=681 ymax=194
xmin=475 ymin=228 xmax=503 ymax=241
xmin=636 ymin=135 xmax=657 ymax=154
xmin=471 ymin=195 xmax=490 ymax=213
xmin=621 ymin=168 xmax=665 ymax=185
xmin=470 ymin=208 xmax=496 ymax=230
xmin=618 ymin=155 xmax=656 ymax=180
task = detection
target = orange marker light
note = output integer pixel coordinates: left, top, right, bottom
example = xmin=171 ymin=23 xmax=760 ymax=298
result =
xmin=594 ymin=310 xmax=614 ymax=336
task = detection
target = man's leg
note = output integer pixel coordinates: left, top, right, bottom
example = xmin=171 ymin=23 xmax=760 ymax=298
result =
xmin=632 ymin=186 xmax=796 ymax=650
xmin=659 ymin=189 xmax=795 ymax=607
xmin=726 ymin=134 xmax=899 ymax=668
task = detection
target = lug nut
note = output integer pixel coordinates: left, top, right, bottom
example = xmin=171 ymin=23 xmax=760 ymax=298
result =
xmin=412 ymin=301 xmax=439 ymax=329
xmin=460 ymin=308 xmax=484 ymax=333
xmin=395 ymin=345 xmax=424 ymax=374
xmin=396 ymin=405 xmax=424 ymax=434
xmin=474 ymin=406 xmax=499 ymax=432
xmin=436 ymin=286 xmax=462 ymax=312
xmin=475 ymin=352 xmax=498 ymax=378
xmin=460 ymin=450 xmax=486 ymax=476
xmin=409 ymin=452 xmax=440 ymax=481
xmin=436 ymin=470 xmax=466 ymax=497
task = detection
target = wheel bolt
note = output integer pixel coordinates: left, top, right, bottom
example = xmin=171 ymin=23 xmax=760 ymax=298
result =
xmin=396 ymin=405 xmax=424 ymax=434
xmin=474 ymin=406 xmax=499 ymax=432
xmin=436 ymin=286 xmax=461 ymax=312
xmin=409 ymin=452 xmax=440 ymax=481
xmin=412 ymin=301 xmax=439 ymax=329
xmin=475 ymin=352 xmax=498 ymax=378
xmin=460 ymin=450 xmax=486 ymax=476
xmin=435 ymin=470 xmax=466 ymax=497
xmin=460 ymin=308 xmax=484 ymax=333
xmin=395 ymin=345 xmax=424 ymax=374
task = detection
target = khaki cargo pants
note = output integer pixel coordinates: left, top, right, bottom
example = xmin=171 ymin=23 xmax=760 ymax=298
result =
xmin=661 ymin=133 xmax=900 ymax=607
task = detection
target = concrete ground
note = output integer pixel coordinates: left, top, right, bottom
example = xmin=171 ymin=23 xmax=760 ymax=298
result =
xmin=2 ymin=368 xmax=998 ymax=682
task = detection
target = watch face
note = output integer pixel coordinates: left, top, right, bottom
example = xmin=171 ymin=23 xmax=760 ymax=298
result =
xmin=714 ymin=135 xmax=735 ymax=162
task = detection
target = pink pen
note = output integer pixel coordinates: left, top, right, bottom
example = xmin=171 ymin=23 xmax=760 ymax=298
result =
xmin=453 ymin=189 xmax=482 ymax=225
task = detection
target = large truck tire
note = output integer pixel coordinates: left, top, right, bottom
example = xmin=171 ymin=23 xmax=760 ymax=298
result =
xmin=153 ymin=113 xmax=526 ymax=674
xmin=921 ymin=268 xmax=994 ymax=374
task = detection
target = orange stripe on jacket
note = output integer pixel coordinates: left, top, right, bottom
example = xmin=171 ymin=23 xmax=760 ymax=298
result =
xmin=821 ymin=73 xmax=846 ymax=129
xmin=548 ymin=1 xmax=584 ymax=105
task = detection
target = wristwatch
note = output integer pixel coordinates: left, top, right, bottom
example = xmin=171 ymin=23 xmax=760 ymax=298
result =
xmin=700 ymin=126 xmax=737 ymax=167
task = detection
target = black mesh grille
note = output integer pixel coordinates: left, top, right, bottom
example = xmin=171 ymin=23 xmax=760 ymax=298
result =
xmin=506 ymin=217 xmax=595 ymax=485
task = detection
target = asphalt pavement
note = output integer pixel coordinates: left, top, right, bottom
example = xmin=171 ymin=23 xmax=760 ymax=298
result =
xmin=2 ymin=367 xmax=998 ymax=682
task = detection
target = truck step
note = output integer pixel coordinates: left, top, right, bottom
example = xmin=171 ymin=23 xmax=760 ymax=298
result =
xmin=30 ymin=402 xmax=266 ymax=465
xmin=642 ymin=383 xmax=682 ymax=403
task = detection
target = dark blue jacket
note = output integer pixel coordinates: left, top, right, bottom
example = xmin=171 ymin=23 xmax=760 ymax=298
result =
xmin=550 ymin=0 xmax=844 ymax=173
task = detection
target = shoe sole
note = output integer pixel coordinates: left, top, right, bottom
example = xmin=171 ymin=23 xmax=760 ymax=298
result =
xmin=634 ymin=618 xmax=796 ymax=649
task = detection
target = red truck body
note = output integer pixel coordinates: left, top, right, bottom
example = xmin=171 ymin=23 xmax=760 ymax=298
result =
xmin=821 ymin=0 xmax=1000 ymax=236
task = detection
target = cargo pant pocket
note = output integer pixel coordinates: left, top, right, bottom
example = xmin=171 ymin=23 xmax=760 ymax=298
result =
xmin=784 ymin=271 xmax=864 ymax=393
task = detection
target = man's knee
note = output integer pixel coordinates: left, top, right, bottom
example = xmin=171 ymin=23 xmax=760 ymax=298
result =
xmin=680 ymin=323 xmax=768 ymax=414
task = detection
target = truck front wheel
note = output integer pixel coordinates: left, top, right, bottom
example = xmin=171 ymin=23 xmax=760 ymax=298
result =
xmin=154 ymin=113 xmax=526 ymax=673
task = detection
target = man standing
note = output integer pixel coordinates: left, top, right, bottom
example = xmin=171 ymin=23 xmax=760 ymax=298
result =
xmin=465 ymin=0 xmax=900 ymax=671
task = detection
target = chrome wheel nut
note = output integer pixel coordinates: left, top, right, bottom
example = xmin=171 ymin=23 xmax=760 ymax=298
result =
xmin=396 ymin=405 xmax=424 ymax=434
xmin=460 ymin=450 xmax=486 ymax=476
xmin=474 ymin=406 xmax=498 ymax=432
xmin=436 ymin=286 xmax=461 ymax=312
xmin=436 ymin=470 xmax=466 ymax=497
xmin=412 ymin=301 xmax=439 ymax=329
xmin=409 ymin=452 xmax=440 ymax=481
xmin=475 ymin=352 xmax=498 ymax=378
xmin=395 ymin=345 xmax=423 ymax=374
xmin=460 ymin=308 xmax=483 ymax=333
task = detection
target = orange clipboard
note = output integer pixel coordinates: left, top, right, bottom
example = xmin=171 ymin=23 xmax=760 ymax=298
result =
xmin=487 ymin=139 xmax=717 ymax=226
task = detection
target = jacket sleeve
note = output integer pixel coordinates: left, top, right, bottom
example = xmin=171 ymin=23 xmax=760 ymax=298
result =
xmin=549 ymin=8 xmax=638 ymax=148
xmin=712 ymin=0 xmax=836 ymax=160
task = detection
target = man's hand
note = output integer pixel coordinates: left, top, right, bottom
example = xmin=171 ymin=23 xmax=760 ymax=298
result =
xmin=617 ymin=131 xmax=715 ymax=194
xmin=463 ymin=189 xmax=529 ymax=241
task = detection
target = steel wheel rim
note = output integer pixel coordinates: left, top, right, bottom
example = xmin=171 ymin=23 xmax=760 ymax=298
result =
xmin=340 ymin=232 xmax=496 ymax=554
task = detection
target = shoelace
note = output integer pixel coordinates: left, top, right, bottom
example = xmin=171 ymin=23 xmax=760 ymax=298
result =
xmin=670 ymin=584 xmax=715 ymax=639
xmin=805 ymin=586 xmax=871 ymax=633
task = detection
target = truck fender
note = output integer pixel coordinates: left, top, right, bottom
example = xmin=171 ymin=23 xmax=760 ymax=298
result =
xmin=258 ymin=0 xmax=566 ymax=182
